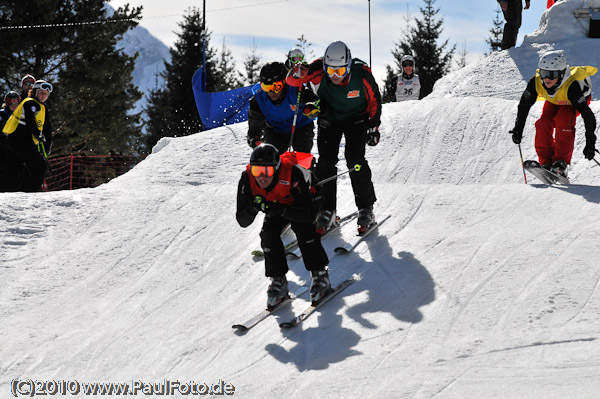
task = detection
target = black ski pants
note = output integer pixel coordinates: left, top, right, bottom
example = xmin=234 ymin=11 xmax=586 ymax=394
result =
xmin=0 ymin=132 xmax=46 ymax=192
xmin=315 ymin=117 xmax=376 ymax=211
xmin=261 ymin=216 xmax=328 ymax=278
xmin=499 ymin=0 xmax=523 ymax=50
xmin=264 ymin=123 xmax=314 ymax=154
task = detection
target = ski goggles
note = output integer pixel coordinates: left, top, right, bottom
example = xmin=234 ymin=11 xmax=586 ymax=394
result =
xmin=325 ymin=65 xmax=348 ymax=78
xmin=37 ymin=82 xmax=53 ymax=93
xmin=6 ymin=98 xmax=19 ymax=106
xmin=250 ymin=165 xmax=276 ymax=178
xmin=289 ymin=54 xmax=304 ymax=65
xmin=402 ymin=60 xmax=414 ymax=67
xmin=539 ymin=69 xmax=560 ymax=80
xmin=260 ymin=80 xmax=284 ymax=93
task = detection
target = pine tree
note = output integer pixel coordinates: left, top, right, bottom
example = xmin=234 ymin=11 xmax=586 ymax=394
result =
xmin=55 ymin=2 xmax=143 ymax=154
xmin=389 ymin=0 xmax=455 ymax=98
xmin=295 ymin=34 xmax=315 ymax=62
xmin=455 ymin=39 xmax=469 ymax=70
xmin=145 ymin=6 xmax=220 ymax=149
xmin=486 ymin=8 xmax=504 ymax=55
xmin=0 ymin=0 xmax=143 ymax=154
xmin=240 ymin=40 xmax=262 ymax=85
xmin=382 ymin=65 xmax=397 ymax=103
xmin=215 ymin=38 xmax=242 ymax=91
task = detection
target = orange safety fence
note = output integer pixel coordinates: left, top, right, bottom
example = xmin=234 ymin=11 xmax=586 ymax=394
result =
xmin=43 ymin=154 xmax=147 ymax=191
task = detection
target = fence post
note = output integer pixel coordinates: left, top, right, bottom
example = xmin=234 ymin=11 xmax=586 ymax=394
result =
xmin=69 ymin=154 xmax=74 ymax=190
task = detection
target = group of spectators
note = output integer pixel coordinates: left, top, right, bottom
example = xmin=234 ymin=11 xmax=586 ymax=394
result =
xmin=0 ymin=74 xmax=53 ymax=192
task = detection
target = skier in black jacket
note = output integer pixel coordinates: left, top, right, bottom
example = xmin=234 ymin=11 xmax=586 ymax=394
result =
xmin=236 ymin=144 xmax=330 ymax=307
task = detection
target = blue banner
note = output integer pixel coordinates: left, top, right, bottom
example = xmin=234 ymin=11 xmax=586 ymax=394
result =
xmin=192 ymin=67 xmax=260 ymax=130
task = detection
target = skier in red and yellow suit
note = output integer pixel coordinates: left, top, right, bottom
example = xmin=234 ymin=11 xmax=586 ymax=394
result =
xmin=510 ymin=51 xmax=596 ymax=178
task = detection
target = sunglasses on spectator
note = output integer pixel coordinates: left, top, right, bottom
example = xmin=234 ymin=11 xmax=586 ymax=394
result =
xmin=260 ymin=80 xmax=284 ymax=93
xmin=22 ymin=81 xmax=34 ymax=87
xmin=7 ymin=99 xmax=19 ymax=106
xmin=326 ymin=66 xmax=348 ymax=78
xmin=250 ymin=165 xmax=276 ymax=178
xmin=539 ymin=69 xmax=560 ymax=80
xmin=402 ymin=61 xmax=414 ymax=67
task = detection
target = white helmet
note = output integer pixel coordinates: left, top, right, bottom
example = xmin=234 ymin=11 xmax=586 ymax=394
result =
xmin=401 ymin=54 xmax=415 ymax=67
xmin=538 ymin=51 xmax=568 ymax=84
xmin=538 ymin=51 xmax=567 ymax=71
xmin=324 ymin=41 xmax=351 ymax=68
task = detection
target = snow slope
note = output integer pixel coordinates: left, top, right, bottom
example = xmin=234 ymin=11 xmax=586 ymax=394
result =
xmin=2 ymin=2 xmax=600 ymax=398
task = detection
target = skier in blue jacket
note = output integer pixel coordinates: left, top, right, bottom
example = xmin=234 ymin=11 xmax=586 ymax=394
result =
xmin=247 ymin=62 xmax=320 ymax=154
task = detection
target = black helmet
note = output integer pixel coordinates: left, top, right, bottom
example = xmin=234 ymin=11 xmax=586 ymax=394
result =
xmin=259 ymin=62 xmax=287 ymax=84
xmin=250 ymin=143 xmax=280 ymax=167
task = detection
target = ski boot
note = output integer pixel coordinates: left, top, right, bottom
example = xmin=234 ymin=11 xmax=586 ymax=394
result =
xmin=310 ymin=268 xmax=331 ymax=304
xmin=266 ymin=276 xmax=289 ymax=310
xmin=551 ymin=160 xmax=568 ymax=178
xmin=357 ymin=206 xmax=375 ymax=235
xmin=315 ymin=210 xmax=336 ymax=235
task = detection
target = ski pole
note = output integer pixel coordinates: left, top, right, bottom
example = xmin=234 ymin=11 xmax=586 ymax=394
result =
xmin=518 ymin=143 xmax=527 ymax=184
xmin=287 ymin=85 xmax=303 ymax=152
xmin=593 ymin=149 xmax=600 ymax=167
xmin=315 ymin=164 xmax=361 ymax=186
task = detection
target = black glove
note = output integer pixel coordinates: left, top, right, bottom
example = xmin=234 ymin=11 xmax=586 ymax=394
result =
xmin=366 ymin=126 xmax=380 ymax=146
xmin=583 ymin=142 xmax=596 ymax=160
xmin=261 ymin=201 xmax=285 ymax=218
xmin=247 ymin=135 xmax=262 ymax=149
xmin=252 ymin=195 xmax=266 ymax=212
xmin=303 ymin=101 xmax=320 ymax=119
xmin=509 ymin=128 xmax=522 ymax=144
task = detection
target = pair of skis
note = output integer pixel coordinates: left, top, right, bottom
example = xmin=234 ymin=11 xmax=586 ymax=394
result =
xmin=232 ymin=279 xmax=356 ymax=331
xmin=233 ymin=214 xmax=389 ymax=331
xmin=523 ymin=160 xmax=570 ymax=185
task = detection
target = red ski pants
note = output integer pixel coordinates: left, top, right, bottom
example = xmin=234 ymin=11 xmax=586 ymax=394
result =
xmin=534 ymin=101 xmax=577 ymax=166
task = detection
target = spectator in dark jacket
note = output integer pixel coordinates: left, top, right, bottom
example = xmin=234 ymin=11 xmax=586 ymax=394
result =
xmin=497 ymin=0 xmax=530 ymax=50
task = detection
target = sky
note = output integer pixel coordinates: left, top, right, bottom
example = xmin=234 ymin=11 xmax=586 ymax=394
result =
xmin=2 ymin=2 xmax=600 ymax=397
xmin=108 ymin=0 xmax=550 ymax=85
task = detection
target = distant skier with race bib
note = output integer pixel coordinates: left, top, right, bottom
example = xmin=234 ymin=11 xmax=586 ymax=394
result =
xmin=236 ymin=144 xmax=331 ymax=307
xmin=388 ymin=54 xmax=422 ymax=101
xmin=510 ymin=51 xmax=597 ymax=179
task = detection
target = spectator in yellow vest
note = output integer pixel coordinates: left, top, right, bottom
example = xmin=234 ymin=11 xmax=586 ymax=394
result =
xmin=1 ymin=80 xmax=53 ymax=192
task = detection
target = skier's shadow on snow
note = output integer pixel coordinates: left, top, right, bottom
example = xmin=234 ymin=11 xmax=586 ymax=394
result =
xmin=345 ymin=231 xmax=435 ymax=329
xmin=551 ymin=184 xmax=600 ymax=204
xmin=265 ymin=312 xmax=361 ymax=371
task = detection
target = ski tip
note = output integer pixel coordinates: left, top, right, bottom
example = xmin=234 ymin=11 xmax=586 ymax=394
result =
xmin=232 ymin=324 xmax=248 ymax=331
